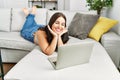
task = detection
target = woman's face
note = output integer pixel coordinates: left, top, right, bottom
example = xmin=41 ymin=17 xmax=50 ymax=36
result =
xmin=51 ymin=16 xmax=65 ymax=35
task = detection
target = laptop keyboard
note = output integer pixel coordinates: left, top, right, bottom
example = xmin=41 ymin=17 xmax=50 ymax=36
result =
xmin=53 ymin=61 xmax=57 ymax=65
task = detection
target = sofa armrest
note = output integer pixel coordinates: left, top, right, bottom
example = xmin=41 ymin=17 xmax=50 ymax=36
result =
xmin=101 ymin=31 xmax=120 ymax=68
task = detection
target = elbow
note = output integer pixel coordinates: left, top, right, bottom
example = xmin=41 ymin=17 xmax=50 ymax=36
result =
xmin=42 ymin=50 xmax=53 ymax=56
xmin=46 ymin=53 xmax=52 ymax=56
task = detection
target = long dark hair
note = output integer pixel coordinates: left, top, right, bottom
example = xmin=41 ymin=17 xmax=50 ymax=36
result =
xmin=39 ymin=12 xmax=69 ymax=45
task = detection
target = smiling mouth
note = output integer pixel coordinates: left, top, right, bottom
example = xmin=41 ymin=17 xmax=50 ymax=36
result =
xmin=56 ymin=29 xmax=61 ymax=32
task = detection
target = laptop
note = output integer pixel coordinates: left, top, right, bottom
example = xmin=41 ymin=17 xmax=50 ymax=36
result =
xmin=48 ymin=42 xmax=94 ymax=70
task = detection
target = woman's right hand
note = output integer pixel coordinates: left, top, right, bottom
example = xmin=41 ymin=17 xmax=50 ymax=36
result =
xmin=47 ymin=25 xmax=58 ymax=37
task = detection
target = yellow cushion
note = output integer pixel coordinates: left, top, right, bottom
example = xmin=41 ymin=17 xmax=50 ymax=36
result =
xmin=88 ymin=17 xmax=118 ymax=41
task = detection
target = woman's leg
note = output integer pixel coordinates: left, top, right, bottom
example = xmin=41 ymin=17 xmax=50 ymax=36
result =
xmin=21 ymin=6 xmax=37 ymax=31
xmin=21 ymin=14 xmax=36 ymax=30
xmin=20 ymin=6 xmax=38 ymax=43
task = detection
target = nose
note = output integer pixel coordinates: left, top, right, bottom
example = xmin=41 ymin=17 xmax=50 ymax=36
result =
xmin=57 ymin=24 xmax=62 ymax=29
xmin=58 ymin=23 xmax=64 ymax=28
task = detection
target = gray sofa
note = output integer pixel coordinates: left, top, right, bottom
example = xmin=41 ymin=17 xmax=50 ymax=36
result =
xmin=0 ymin=8 xmax=119 ymax=68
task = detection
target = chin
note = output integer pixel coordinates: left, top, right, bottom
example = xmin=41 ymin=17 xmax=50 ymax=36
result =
xmin=55 ymin=31 xmax=61 ymax=35
xmin=56 ymin=33 xmax=60 ymax=35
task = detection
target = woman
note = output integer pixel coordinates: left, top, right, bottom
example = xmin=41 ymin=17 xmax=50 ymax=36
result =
xmin=21 ymin=6 xmax=69 ymax=55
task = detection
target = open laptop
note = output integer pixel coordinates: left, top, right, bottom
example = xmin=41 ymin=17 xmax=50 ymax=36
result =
xmin=48 ymin=42 xmax=94 ymax=70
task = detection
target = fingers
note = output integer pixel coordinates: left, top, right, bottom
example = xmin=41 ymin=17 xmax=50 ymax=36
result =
xmin=62 ymin=29 xmax=68 ymax=34
xmin=47 ymin=25 xmax=51 ymax=31
xmin=64 ymin=29 xmax=68 ymax=33
xmin=47 ymin=25 xmax=53 ymax=33
xmin=47 ymin=25 xmax=57 ymax=37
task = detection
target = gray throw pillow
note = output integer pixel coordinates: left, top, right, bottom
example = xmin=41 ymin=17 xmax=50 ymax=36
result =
xmin=68 ymin=13 xmax=99 ymax=39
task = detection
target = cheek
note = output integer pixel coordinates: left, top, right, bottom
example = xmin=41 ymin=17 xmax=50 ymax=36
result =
xmin=51 ymin=26 xmax=56 ymax=32
xmin=62 ymin=26 xmax=65 ymax=29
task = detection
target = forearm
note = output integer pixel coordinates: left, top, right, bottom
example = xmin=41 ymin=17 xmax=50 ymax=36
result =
xmin=57 ymin=36 xmax=64 ymax=46
xmin=44 ymin=36 xmax=58 ymax=55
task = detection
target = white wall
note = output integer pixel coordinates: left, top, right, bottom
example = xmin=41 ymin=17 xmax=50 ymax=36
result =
xmin=69 ymin=0 xmax=88 ymax=11
xmin=58 ymin=0 xmax=88 ymax=11
xmin=0 ymin=0 xmax=28 ymax=8
xmin=0 ymin=0 xmax=5 ymax=8
xmin=107 ymin=0 xmax=120 ymax=34
xmin=64 ymin=0 xmax=70 ymax=10
xmin=57 ymin=0 xmax=64 ymax=10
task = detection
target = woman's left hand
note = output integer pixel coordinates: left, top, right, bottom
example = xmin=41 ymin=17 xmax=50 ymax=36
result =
xmin=59 ymin=29 xmax=68 ymax=37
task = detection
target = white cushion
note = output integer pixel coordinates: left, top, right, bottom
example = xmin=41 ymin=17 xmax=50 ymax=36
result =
xmin=0 ymin=8 xmax=11 ymax=32
xmin=0 ymin=32 xmax=35 ymax=51
xmin=1 ymin=49 xmax=29 ymax=63
xmin=101 ymin=31 xmax=120 ymax=67
xmin=68 ymin=36 xmax=96 ymax=44
xmin=11 ymin=8 xmax=48 ymax=31
xmin=11 ymin=8 xmax=26 ymax=31
xmin=35 ymin=8 xmax=48 ymax=25
xmin=111 ymin=23 xmax=120 ymax=35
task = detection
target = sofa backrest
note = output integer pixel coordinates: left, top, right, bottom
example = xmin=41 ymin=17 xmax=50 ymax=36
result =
xmin=11 ymin=8 xmax=48 ymax=32
xmin=111 ymin=23 xmax=120 ymax=35
xmin=0 ymin=8 xmax=97 ymax=32
xmin=0 ymin=8 xmax=48 ymax=32
xmin=0 ymin=8 xmax=11 ymax=32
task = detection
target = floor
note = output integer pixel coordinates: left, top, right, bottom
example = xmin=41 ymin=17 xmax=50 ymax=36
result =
xmin=0 ymin=63 xmax=16 ymax=80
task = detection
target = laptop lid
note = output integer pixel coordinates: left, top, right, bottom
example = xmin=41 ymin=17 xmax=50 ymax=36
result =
xmin=48 ymin=42 xmax=94 ymax=70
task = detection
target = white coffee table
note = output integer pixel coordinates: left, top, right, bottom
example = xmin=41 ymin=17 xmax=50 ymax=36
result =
xmin=4 ymin=42 xmax=120 ymax=80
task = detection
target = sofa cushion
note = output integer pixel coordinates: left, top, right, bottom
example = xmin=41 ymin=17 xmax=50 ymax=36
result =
xmin=101 ymin=31 xmax=120 ymax=67
xmin=111 ymin=23 xmax=120 ymax=36
xmin=0 ymin=32 xmax=35 ymax=51
xmin=88 ymin=17 xmax=118 ymax=41
xmin=11 ymin=8 xmax=47 ymax=31
xmin=101 ymin=31 xmax=120 ymax=46
xmin=0 ymin=8 xmax=11 ymax=32
xmin=68 ymin=36 xmax=96 ymax=44
xmin=1 ymin=49 xmax=29 ymax=63
xmin=68 ymin=13 xmax=99 ymax=40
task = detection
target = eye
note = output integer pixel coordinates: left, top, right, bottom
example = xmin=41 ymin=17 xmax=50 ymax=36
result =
xmin=61 ymin=23 xmax=65 ymax=27
xmin=55 ymin=21 xmax=59 ymax=24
